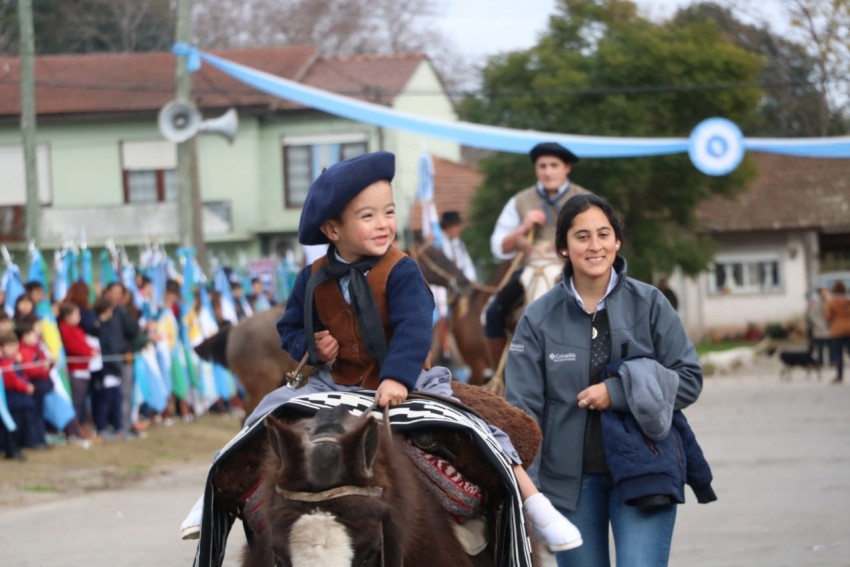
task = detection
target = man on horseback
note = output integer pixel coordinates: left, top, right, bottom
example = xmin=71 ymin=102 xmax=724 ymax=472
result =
xmin=439 ymin=211 xmax=478 ymax=284
xmin=485 ymin=142 xmax=589 ymax=367
xmin=181 ymin=150 xmax=581 ymax=558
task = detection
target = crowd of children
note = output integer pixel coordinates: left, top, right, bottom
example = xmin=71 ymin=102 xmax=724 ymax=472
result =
xmin=0 ymin=274 xmax=275 ymax=462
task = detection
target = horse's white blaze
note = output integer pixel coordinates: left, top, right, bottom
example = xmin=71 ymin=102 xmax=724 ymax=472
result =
xmin=288 ymin=511 xmax=353 ymax=566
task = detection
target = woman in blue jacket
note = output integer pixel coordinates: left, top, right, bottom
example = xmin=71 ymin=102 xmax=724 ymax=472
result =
xmin=505 ymin=193 xmax=703 ymax=567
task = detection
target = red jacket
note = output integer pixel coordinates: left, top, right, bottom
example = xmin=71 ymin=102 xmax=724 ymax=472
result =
xmin=1 ymin=356 xmax=32 ymax=393
xmin=19 ymin=343 xmax=52 ymax=382
xmin=58 ymin=321 xmax=95 ymax=375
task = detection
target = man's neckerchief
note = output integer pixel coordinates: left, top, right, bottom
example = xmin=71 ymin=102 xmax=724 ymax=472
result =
xmin=536 ymin=180 xmax=571 ymax=225
xmin=303 ymin=245 xmax=388 ymax=367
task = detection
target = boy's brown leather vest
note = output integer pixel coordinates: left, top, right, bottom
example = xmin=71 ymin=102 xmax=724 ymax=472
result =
xmin=311 ymin=246 xmax=411 ymax=389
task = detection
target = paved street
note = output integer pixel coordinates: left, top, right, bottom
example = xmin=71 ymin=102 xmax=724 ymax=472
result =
xmin=1 ymin=358 xmax=848 ymax=566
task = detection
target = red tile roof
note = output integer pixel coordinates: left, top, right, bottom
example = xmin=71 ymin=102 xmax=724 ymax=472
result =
xmin=696 ymin=152 xmax=850 ymax=233
xmin=408 ymin=157 xmax=483 ymax=231
xmin=0 ymin=47 xmax=427 ymax=118
xmin=300 ymin=52 xmax=427 ymax=103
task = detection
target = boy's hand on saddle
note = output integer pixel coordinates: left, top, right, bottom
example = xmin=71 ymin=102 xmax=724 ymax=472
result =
xmin=313 ymin=330 xmax=339 ymax=363
xmin=375 ymin=378 xmax=408 ymax=407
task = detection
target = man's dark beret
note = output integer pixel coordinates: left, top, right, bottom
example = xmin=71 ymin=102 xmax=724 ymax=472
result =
xmin=529 ymin=142 xmax=580 ymax=165
xmin=440 ymin=210 xmax=463 ymax=229
xmin=298 ymin=151 xmax=396 ymax=245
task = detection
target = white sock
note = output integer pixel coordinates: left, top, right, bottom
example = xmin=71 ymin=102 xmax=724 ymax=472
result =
xmin=523 ymin=492 xmax=559 ymax=528
xmin=523 ymin=493 xmax=583 ymax=551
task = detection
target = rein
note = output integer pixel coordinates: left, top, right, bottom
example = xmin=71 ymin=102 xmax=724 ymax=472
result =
xmin=409 ymin=241 xmax=462 ymax=295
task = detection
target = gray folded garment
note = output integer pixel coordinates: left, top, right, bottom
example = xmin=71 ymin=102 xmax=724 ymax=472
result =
xmin=617 ymin=358 xmax=679 ymax=441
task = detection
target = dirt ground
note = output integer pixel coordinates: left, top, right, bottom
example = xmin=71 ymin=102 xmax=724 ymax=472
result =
xmin=0 ymin=412 xmax=241 ymax=509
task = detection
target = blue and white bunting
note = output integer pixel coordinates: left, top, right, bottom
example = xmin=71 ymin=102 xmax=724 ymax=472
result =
xmin=172 ymin=43 xmax=850 ymax=177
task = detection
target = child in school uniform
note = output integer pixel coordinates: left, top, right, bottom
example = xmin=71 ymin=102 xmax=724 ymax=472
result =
xmin=58 ymin=302 xmax=96 ymax=431
xmin=91 ymin=298 xmax=123 ymax=437
xmin=14 ymin=321 xmax=53 ymax=448
xmin=180 ymin=151 xmax=582 ymax=551
xmin=0 ymin=332 xmax=38 ymax=460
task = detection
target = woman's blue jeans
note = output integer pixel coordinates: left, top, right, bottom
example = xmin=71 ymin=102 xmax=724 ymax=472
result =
xmin=554 ymin=474 xmax=677 ymax=567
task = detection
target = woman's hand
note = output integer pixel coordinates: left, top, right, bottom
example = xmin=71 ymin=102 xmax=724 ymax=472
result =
xmin=577 ymin=382 xmax=611 ymax=411
xmin=313 ymin=330 xmax=339 ymax=363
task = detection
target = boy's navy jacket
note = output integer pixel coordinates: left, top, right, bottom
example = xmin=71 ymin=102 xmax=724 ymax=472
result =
xmin=601 ymin=409 xmax=717 ymax=505
xmin=600 ymin=356 xmax=717 ymax=506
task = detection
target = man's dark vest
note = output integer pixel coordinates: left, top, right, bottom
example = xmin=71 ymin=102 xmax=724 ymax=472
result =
xmin=514 ymin=183 xmax=590 ymax=252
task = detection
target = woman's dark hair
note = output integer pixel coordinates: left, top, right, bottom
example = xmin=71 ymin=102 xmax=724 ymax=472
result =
xmin=554 ymin=193 xmax=624 ymax=253
xmin=833 ymin=281 xmax=847 ymax=295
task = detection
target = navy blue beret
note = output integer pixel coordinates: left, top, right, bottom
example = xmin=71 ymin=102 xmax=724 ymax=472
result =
xmin=529 ymin=142 xmax=580 ymax=165
xmin=298 ymin=151 xmax=396 ymax=245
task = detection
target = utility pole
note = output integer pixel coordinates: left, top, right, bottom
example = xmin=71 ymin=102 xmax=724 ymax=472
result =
xmin=18 ymin=0 xmax=39 ymax=245
xmin=174 ymin=0 xmax=207 ymax=272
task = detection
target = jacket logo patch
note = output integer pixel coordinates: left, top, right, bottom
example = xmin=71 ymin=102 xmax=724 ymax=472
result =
xmin=509 ymin=343 xmax=524 ymax=353
xmin=548 ymin=352 xmax=577 ymax=362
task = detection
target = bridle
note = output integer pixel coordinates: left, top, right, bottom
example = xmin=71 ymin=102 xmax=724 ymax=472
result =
xmin=271 ymin=402 xmax=396 ymax=567
xmin=275 ymin=484 xmax=383 ymax=502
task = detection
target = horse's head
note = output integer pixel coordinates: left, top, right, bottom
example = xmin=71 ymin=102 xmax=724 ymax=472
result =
xmin=407 ymin=241 xmax=471 ymax=296
xmin=261 ymin=407 xmax=390 ymax=567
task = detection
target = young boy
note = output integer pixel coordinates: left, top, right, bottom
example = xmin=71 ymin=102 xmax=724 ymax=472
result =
xmin=180 ymin=151 xmax=581 ymax=552
xmin=0 ymin=332 xmax=38 ymax=460
xmin=91 ymin=298 xmax=123 ymax=437
xmin=15 ymin=321 xmax=53 ymax=447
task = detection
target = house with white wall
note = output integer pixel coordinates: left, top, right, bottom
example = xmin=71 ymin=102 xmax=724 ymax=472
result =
xmin=676 ymin=152 xmax=850 ymax=339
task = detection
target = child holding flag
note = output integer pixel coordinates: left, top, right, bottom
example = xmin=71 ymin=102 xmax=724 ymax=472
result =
xmin=15 ymin=321 xmax=53 ymax=448
xmin=0 ymin=332 xmax=38 ymax=460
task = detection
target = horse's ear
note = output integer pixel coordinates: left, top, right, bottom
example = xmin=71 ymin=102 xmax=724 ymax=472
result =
xmin=264 ymin=414 xmax=301 ymax=468
xmin=349 ymin=413 xmax=380 ymax=478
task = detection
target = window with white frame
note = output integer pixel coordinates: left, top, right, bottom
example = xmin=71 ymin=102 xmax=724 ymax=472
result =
xmin=121 ymin=140 xmax=178 ymax=203
xmin=0 ymin=143 xmax=53 ymax=206
xmin=708 ymin=254 xmax=782 ymax=295
xmin=282 ymin=134 xmax=368 ymax=208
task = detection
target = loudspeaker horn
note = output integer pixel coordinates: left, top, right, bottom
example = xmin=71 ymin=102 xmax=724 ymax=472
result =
xmin=158 ymin=101 xmax=239 ymax=144
xmin=199 ymin=107 xmax=238 ymax=144
xmin=158 ymin=100 xmax=202 ymax=143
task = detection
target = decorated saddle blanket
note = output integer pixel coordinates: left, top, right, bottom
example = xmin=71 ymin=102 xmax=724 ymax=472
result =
xmin=193 ymin=390 xmax=533 ymax=567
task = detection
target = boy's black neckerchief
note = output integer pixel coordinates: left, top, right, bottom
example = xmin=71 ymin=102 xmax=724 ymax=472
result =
xmin=303 ymin=245 xmax=388 ymax=367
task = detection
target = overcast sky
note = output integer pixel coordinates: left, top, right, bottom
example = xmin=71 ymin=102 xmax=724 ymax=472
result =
xmin=436 ymin=0 xmax=791 ymax=61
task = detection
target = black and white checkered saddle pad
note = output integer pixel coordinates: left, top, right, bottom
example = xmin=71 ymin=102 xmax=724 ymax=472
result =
xmin=193 ymin=390 xmax=533 ymax=567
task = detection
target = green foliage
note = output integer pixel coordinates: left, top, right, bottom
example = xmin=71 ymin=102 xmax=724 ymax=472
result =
xmin=459 ymin=0 xmax=763 ymax=282
xmin=674 ymin=2 xmax=836 ymax=136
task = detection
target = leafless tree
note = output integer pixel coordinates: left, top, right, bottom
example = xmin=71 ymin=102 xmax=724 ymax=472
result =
xmin=782 ymin=0 xmax=850 ymax=135
xmin=62 ymin=0 xmax=173 ymax=52
xmin=191 ymin=0 xmax=473 ymax=96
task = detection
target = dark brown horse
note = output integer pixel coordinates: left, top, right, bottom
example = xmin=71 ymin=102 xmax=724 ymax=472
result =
xmin=227 ymin=383 xmax=542 ymax=567
xmin=194 ymin=245 xmax=493 ymax=418
xmin=242 ymin=406 xmax=478 ymax=567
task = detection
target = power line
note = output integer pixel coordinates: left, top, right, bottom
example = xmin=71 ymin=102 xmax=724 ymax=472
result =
xmin=0 ymin=75 xmax=845 ymax=100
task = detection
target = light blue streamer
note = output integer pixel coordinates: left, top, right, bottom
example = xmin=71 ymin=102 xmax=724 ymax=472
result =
xmin=744 ymin=137 xmax=850 ymax=158
xmin=171 ymin=43 xmax=850 ymax=174
xmin=171 ymin=43 xmax=687 ymax=158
